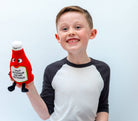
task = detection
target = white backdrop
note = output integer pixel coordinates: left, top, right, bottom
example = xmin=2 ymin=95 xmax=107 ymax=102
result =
xmin=0 ymin=0 xmax=138 ymax=121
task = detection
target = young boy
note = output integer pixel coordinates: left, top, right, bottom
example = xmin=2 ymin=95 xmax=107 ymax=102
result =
xmin=26 ymin=6 xmax=110 ymax=121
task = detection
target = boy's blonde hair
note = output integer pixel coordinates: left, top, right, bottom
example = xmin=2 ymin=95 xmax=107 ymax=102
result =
xmin=56 ymin=6 xmax=93 ymax=29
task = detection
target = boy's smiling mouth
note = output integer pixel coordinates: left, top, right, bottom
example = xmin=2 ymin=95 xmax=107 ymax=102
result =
xmin=66 ymin=38 xmax=80 ymax=44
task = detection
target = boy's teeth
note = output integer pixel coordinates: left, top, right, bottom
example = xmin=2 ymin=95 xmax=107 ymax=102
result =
xmin=68 ymin=40 xmax=78 ymax=43
xmin=67 ymin=38 xmax=79 ymax=43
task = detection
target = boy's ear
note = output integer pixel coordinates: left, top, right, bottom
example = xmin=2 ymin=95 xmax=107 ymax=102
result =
xmin=89 ymin=29 xmax=97 ymax=39
xmin=55 ymin=34 xmax=61 ymax=43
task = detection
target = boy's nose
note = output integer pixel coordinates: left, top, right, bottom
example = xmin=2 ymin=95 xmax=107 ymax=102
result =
xmin=68 ymin=28 xmax=76 ymax=36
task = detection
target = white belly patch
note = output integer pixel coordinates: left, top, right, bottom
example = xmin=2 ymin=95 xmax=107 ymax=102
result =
xmin=11 ymin=66 xmax=28 ymax=82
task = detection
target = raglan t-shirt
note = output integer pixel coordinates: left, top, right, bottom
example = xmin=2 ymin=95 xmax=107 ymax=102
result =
xmin=40 ymin=57 xmax=110 ymax=121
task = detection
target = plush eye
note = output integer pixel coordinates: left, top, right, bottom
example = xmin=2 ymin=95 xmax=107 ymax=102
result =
xmin=17 ymin=58 xmax=22 ymax=63
xmin=12 ymin=58 xmax=15 ymax=62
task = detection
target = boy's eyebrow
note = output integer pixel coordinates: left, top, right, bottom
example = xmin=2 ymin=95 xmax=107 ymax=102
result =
xmin=58 ymin=23 xmax=68 ymax=27
xmin=59 ymin=20 xmax=82 ymax=26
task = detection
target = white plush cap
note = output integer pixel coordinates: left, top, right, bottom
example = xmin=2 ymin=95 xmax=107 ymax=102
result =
xmin=12 ymin=41 xmax=22 ymax=50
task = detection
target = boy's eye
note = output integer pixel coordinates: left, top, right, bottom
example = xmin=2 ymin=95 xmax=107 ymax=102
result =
xmin=17 ymin=58 xmax=22 ymax=63
xmin=63 ymin=28 xmax=68 ymax=31
xmin=76 ymin=26 xmax=81 ymax=29
xmin=12 ymin=58 xmax=15 ymax=62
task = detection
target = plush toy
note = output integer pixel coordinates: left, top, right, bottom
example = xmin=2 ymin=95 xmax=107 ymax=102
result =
xmin=8 ymin=41 xmax=34 ymax=92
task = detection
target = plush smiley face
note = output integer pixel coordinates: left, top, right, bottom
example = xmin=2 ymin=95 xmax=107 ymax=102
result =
xmin=11 ymin=58 xmax=23 ymax=67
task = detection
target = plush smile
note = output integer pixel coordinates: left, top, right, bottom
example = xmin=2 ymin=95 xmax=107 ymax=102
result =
xmin=14 ymin=64 xmax=19 ymax=67
xmin=66 ymin=38 xmax=80 ymax=44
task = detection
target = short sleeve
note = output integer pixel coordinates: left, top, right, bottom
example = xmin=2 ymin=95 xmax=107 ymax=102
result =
xmin=96 ymin=63 xmax=110 ymax=113
xmin=40 ymin=67 xmax=55 ymax=114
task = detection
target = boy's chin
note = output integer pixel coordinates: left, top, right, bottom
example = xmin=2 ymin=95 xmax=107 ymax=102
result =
xmin=66 ymin=48 xmax=82 ymax=54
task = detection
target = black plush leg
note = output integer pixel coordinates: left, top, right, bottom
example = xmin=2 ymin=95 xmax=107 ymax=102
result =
xmin=8 ymin=82 xmax=16 ymax=92
xmin=22 ymin=83 xmax=28 ymax=92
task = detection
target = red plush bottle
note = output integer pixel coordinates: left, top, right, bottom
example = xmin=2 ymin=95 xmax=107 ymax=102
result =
xmin=8 ymin=41 xmax=34 ymax=92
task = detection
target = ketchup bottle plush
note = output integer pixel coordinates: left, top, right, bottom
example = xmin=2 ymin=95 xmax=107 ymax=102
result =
xmin=8 ymin=41 xmax=34 ymax=92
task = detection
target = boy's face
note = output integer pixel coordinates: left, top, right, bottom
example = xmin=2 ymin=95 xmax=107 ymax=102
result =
xmin=55 ymin=12 xmax=97 ymax=55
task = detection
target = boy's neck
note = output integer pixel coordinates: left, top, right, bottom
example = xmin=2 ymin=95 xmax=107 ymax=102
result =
xmin=67 ymin=53 xmax=91 ymax=65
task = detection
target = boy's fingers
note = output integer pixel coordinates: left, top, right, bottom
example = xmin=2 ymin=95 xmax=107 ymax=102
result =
xmin=16 ymin=84 xmax=21 ymax=88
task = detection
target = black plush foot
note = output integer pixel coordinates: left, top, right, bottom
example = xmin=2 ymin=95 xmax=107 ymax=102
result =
xmin=21 ymin=83 xmax=29 ymax=92
xmin=22 ymin=88 xmax=29 ymax=92
xmin=8 ymin=82 xmax=16 ymax=92
xmin=8 ymin=85 xmax=15 ymax=91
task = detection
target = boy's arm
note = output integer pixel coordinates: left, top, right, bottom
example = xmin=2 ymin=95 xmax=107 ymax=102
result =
xmin=95 ymin=112 xmax=108 ymax=121
xmin=26 ymin=82 xmax=50 ymax=120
